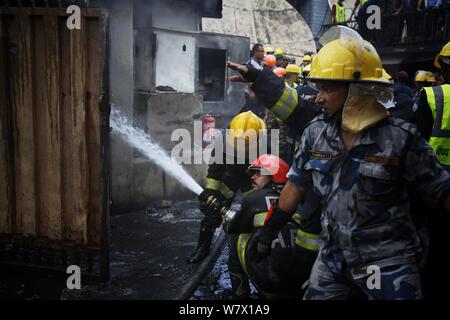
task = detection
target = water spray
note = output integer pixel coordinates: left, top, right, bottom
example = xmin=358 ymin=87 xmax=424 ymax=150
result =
xmin=110 ymin=107 xmax=203 ymax=196
xmin=110 ymin=107 xmax=236 ymax=222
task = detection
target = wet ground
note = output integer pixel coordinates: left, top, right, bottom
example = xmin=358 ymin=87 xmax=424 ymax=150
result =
xmin=192 ymin=244 xmax=258 ymax=300
xmin=0 ymin=199 xmax=231 ymax=300
xmin=60 ymin=199 xmax=226 ymax=300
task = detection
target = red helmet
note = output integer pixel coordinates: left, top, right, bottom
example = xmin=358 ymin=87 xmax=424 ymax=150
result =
xmin=273 ymin=67 xmax=287 ymax=78
xmin=248 ymin=154 xmax=289 ymax=184
xmin=263 ymin=54 xmax=276 ymax=68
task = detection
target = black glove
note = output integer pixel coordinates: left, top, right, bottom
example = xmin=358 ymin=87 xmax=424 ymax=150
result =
xmin=253 ymin=229 xmax=275 ymax=261
xmin=227 ymin=62 xmax=260 ymax=83
xmin=198 ymin=190 xmax=225 ymax=217
xmin=253 ymin=207 xmax=292 ymax=260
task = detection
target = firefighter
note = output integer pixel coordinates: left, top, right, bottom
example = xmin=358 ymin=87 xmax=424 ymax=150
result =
xmin=187 ymin=111 xmax=266 ymax=263
xmin=414 ymin=70 xmax=437 ymax=94
xmin=415 ymin=42 xmax=450 ymax=161
xmin=300 ymin=56 xmax=312 ymax=85
xmin=332 ymin=0 xmax=347 ymax=25
xmin=224 ymin=154 xmax=319 ymax=299
xmin=414 ymin=41 xmax=450 ymax=299
xmin=285 ymin=64 xmax=301 ymax=89
xmin=189 ymin=47 xmax=323 ymax=264
xmin=228 ymin=26 xmax=450 ymax=300
xmin=301 ymin=55 xmax=312 ymax=71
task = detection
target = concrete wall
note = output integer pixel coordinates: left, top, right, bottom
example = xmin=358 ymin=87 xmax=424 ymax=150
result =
xmin=202 ymin=0 xmax=317 ymax=63
xmin=133 ymin=93 xmax=207 ymax=205
xmin=151 ymin=0 xmax=201 ymax=31
xmin=154 ymin=30 xmax=196 ymax=92
xmin=134 ymin=0 xmax=154 ymax=92
xmin=105 ymin=0 xmax=135 ymax=213
xmin=129 ymin=1 xmax=211 ymax=210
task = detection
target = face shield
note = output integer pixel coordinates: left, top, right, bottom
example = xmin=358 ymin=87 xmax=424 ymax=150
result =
xmin=314 ymin=26 xmax=392 ymax=133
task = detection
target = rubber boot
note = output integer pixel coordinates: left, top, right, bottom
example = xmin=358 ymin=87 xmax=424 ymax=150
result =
xmin=230 ymin=272 xmax=250 ymax=299
xmin=187 ymin=220 xmax=215 ymax=264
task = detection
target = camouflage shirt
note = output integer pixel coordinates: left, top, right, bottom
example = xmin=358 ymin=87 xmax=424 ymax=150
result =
xmin=288 ymin=113 xmax=450 ymax=277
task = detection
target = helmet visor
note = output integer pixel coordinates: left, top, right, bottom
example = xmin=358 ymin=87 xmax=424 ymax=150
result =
xmin=319 ymin=25 xmax=365 ymax=81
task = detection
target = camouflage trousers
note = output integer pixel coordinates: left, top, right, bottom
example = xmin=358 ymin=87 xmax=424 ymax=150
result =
xmin=304 ymin=252 xmax=422 ymax=300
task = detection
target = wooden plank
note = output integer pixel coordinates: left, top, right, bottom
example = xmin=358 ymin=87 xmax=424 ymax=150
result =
xmin=9 ymin=14 xmax=36 ymax=236
xmin=61 ymin=18 xmax=90 ymax=244
xmin=0 ymin=14 xmax=11 ymax=234
xmin=31 ymin=16 xmax=48 ymax=238
xmin=85 ymin=17 xmax=102 ymax=247
xmin=70 ymin=20 xmax=89 ymax=244
xmin=59 ymin=17 xmax=75 ymax=240
xmin=32 ymin=15 xmax=62 ymax=240
xmin=60 ymin=17 xmax=75 ymax=243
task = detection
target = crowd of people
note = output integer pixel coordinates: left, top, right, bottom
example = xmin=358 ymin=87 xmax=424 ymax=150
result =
xmin=332 ymin=0 xmax=450 ymax=25
xmin=331 ymin=0 xmax=450 ymax=43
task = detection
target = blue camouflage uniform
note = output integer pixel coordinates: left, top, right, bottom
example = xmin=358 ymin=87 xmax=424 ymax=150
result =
xmin=288 ymin=113 xmax=450 ymax=300
xmin=248 ymin=67 xmax=450 ymax=299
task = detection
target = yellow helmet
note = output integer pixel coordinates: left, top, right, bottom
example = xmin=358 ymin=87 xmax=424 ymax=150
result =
xmin=303 ymin=55 xmax=312 ymax=62
xmin=229 ymin=111 xmax=266 ymax=142
xmin=434 ymin=42 xmax=450 ymax=69
xmin=274 ymin=48 xmax=284 ymax=55
xmin=309 ymin=25 xmax=389 ymax=84
xmin=382 ymin=68 xmax=393 ymax=82
xmin=415 ymin=70 xmax=436 ymax=83
xmin=286 ymin=64 xmax=301 ymax=74
xmin=308 ymin=38 xmax=389 ymax=84
xmin=264 ymin=47 xmax=275 ymax=54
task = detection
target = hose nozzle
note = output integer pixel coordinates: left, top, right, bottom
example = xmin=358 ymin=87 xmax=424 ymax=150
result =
xmin=198 ymin=190 xmax=234 ymax=220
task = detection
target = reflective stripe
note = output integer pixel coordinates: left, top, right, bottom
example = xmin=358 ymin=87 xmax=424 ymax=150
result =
xmin=425 ymin=85 xmax=450 ymax=167
xmin=285 ymin=81 xmax=298 ymax=89
xmin=253 ymin=212 xmax=301 ymax=228
xmin=205 ymin=178 xmax=221 ymax=191
xmin=271 ymin=86 xmax=298 ymax=121
xmin=336 ymin=4 xmax=346 ymax=23
xmin=253 ymin=212 xmax=268 ymax=228
xmin=219 ymin=182 xmax=235 ymax=199
xmin=295 ymin=229 xmax=320 ymax=251
xmin=237 ymin=233 xmax=252 ymax=277
xmin=292 ymin=212 xmax=302 ymax=226
xmin=360 ymin=0 xmax=368 ymax=5
xmin=242 ymin=189 xmax=254 ymax=197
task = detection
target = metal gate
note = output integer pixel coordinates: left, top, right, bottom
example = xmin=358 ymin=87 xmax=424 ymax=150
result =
xmin=0 ymin=6 xmax=110 ymax=281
